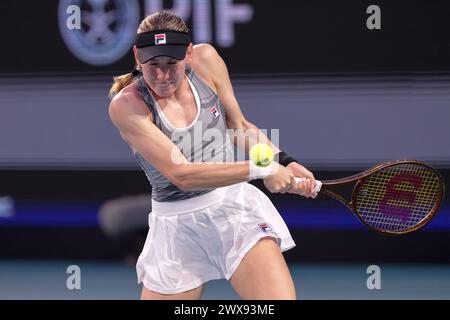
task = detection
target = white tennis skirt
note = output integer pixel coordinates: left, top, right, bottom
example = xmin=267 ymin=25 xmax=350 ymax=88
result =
xmin=136 ymin=182 xmax=296 ymax=294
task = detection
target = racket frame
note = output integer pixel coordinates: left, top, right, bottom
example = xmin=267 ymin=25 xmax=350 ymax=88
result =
xmin=319 ymin=160 xmax=445 ymax=235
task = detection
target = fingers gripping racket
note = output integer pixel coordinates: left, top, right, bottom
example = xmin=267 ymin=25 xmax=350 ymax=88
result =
xmin=295 ymin=160 xmax=445 ymax=235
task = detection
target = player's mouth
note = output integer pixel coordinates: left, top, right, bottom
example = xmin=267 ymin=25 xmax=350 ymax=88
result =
xmin=156 ymin=82 xmax=172 ymax=89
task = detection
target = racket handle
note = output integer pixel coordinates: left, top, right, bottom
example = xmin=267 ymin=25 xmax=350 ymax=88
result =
xmin=294 ymin=177 xmax=322 ymax=193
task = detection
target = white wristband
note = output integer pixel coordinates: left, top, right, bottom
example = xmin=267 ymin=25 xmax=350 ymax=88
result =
xmin=249 ymin=162 xmax=277 ymax=180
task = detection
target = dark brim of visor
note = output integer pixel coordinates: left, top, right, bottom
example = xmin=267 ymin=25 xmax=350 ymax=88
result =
xmin=136 ymin=45 xmax=187 ymax=64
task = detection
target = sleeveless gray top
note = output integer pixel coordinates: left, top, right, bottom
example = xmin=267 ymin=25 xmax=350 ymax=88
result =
xmin=134 ymin=65 xmax=234 ymax=202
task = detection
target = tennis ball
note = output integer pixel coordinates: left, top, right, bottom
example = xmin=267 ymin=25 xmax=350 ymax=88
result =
xmin=250 ymin=143 xmax=274 ymax=167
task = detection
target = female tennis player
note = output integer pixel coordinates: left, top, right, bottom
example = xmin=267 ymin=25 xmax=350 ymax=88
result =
xmin=108 ymin=11 xmax=317 ymax=300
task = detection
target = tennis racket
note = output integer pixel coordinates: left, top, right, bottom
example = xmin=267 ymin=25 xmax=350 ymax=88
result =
xmin=295 ymin=160 xmax=445 ymax=235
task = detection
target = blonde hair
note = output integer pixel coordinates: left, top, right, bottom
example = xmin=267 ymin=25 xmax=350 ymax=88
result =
xmin=108 ymin=11 xmax=189 ymax=98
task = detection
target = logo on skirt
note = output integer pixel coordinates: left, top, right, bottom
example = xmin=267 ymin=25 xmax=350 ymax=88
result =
xmin=258 ymin=223 xmax=272 ymax=232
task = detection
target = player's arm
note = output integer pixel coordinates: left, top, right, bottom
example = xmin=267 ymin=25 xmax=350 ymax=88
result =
xmin=108 ymin=92 xmax=273 ymax=191
xmin=192 ymin=44 xmax=317 ymax=197
xmin=192 ymin=44 xmax=280 ymax=154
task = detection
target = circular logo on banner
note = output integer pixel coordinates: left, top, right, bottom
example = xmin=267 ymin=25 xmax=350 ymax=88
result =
xmin=58 ymin=0 xmax=140 ymax=66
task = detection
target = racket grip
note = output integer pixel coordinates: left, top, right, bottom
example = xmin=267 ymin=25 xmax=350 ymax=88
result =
xmin=294 ymin=177 xmax=322 ymax=193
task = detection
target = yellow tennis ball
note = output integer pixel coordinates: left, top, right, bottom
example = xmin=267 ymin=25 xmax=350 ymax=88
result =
xmin=250 ymin=143 xmax=274 ymax=167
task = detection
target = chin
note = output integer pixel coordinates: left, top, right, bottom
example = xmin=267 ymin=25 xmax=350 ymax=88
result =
xmin=154 ymin=87 xmax=175 ymax=97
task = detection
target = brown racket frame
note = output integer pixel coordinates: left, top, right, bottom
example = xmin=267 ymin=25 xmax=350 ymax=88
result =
xmin=318 ymin=160 xmax=445 ymax=235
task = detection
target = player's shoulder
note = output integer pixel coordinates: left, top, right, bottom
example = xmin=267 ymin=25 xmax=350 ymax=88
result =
xmin=192 ymin=43 xmax=220 ymax=61
xmin=108 ymin=81 xmax=150 ymax=127
xmin=191 ymin=44 xmax=225 ymax=90
xmin=192 ymin=43 xmax=222 ymax=71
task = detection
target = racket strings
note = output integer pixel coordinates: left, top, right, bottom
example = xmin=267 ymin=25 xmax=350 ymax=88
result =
xmin=362 ymin=170 xmax=437 ymax=219
xmin=360 ymin=170 xmax=438 ymax=228
xmin=358 ymin=167 xmax=439 ymax=230
xmin=354 ymin=163 xmax=443 ymax=233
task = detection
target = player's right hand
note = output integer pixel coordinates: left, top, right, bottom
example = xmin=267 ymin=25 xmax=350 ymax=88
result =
xmin=263 ymin=164 xmax=297 ymax=194
xmin=285 ymin=162 xmax=318 ymax=199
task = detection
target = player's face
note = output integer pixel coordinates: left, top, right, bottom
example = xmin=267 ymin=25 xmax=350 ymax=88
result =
xmin=141 ymin=56 xmax=186 ymax=98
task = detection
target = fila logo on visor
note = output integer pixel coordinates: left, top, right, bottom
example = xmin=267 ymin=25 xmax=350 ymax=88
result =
xmin=155 ymin=34 xmax=166 ymax=45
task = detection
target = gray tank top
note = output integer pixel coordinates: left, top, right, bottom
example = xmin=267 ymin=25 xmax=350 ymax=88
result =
xmin=134 ymin=65 xmax=235 ymax=202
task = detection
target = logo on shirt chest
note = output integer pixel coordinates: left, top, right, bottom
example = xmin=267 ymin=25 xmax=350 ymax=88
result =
xmin=209 ymin=105 xmax=220 ymax=118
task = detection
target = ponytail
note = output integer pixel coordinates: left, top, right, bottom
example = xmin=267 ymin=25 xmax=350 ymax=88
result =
xmin=109 ymin=68 xmax=141 ymax=98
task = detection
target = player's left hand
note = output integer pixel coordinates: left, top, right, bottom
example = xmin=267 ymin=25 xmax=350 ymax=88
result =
xmin=286 ymin=162 xmax=318 ymax=198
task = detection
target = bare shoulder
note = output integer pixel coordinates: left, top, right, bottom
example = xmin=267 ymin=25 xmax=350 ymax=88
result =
xmin=191 ymin=44 xmax=225 ymax=90
xmin=108 ymin=81 xmax=151 ymax=129
xmin=191 ymin=43 xmax=222 ymax=72
xmin=192 ymin=43 xmax=221 ymax=62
